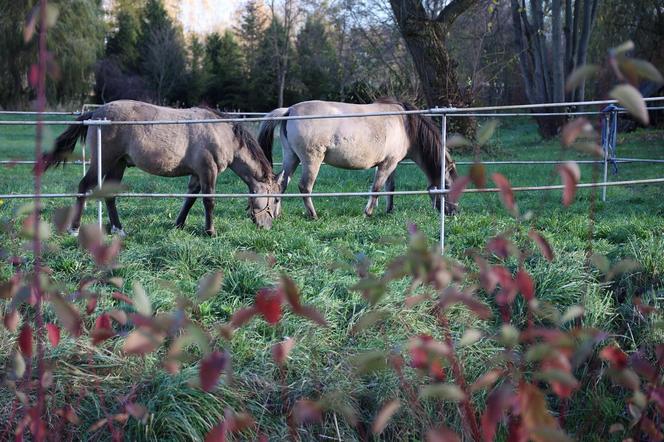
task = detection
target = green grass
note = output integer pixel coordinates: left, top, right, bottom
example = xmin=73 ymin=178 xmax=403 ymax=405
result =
xmin=1 ymin=115 xmax=663 ymax=440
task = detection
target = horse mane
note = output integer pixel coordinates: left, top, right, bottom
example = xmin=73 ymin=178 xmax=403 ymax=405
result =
xmin=203 ymin=107 xmax=273 ymax=180
xmin=374 ymin=97 xmax=446 ymax=182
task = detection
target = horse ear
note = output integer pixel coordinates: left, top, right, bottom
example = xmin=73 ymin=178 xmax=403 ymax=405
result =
xmin=275 ymin=170 xmax=285 ymax=187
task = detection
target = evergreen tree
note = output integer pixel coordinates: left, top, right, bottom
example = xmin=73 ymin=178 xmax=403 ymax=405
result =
xmin=137 ymin=0 xmax=188 ymax=104
xmin=296 ymin=15 xmax=339 ymax=100
xmin=106 ymin=7 xmax=141 ymax=71
xmin=0 ymin=0 xmax=105 ymax=107
xmin=187 ymin=34 xmax=207 ymax=105
xmin=203 ymin=31 xmax=246 ymax=110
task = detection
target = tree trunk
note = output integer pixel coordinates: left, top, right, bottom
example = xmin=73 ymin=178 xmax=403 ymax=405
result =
xmin=390 ymin=0 xmax=478 ymax=138
xmin=576 ymin=0 xmax=599 ymax=101
xmin=552 ymin=0 xmax=564 ymax=103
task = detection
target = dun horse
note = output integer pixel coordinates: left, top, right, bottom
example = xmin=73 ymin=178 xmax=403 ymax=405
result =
xmin=257 ymin=98 xmax=458 ymax=219
xmin=42 ymin=100 xmax=283 ymax=235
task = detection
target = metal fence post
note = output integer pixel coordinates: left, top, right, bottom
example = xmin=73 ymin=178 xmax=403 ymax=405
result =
xmin=601 ymin=104 xmax=619 ymax=202
xmin=440 ymin=113 xmax=447 ymax=255
xmin=82 ymin=139 xmax=87 ymax=176
xmin=96 ymin=124 xmax=103 ymax=229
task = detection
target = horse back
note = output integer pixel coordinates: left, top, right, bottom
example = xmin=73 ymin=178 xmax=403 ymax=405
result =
xmin=286 ymin=101 xmax=411 ymax=170
xmin=90 ymin=101 xmax=236 ymax=177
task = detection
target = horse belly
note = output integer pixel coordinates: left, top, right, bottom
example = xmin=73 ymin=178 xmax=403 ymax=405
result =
xmin=323 ymin=145 xmax=379 ymax=169
xmin=127 ymin=145 xmax=191 ymax=177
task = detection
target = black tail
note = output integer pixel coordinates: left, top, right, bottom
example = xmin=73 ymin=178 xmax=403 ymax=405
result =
xmin=41 ymin=111 xmax=93 ymax=171
xmin=257 ymin=108 xmax=290 ymax=167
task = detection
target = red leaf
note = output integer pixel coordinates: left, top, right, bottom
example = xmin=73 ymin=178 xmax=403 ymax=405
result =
xmin=492 ymin=173 xmax=516 ymax=212
xmin=488 ymin=236 xmax=514 ymax=259
xmin=519 ymin=383 xmax=560 ymax=437
xmin=50 ymin=293 xmax=82 ymax=337
xmin=470 ymin=163 xmax=487 ymax=188
xmin=280 ymin=275 xmax=301 ymax=308
xmin=481 ymin=385 xmax=513 ymax=442
xmin=557 ymin=162 xmax=581 ymax=207
xmin=95 ymin=313 xmax=112 ymax=330
xmin=86 ymin=296 xmax=98 ymax=315
xmin=426 ymin=427 xmax=461 ymax=442
xmin=18 ymin=325 xmax=33 ymax=357
xmin=561 ymin=118 xmax=591 ymax=147
xmin=448 ymin=176 xmax=471 ymax=204
xmin=372 ymin=400 xmax=401 ymax=435
xmin=46 ymin=323 xmax=60 ymax=347
xmin=229 ymin=307 xmax=257 ymax=328
xmin=28 ymin=64 xmax=39 ymax=88
xmin=204 ymin=421 xmax=227 ymax=442
xmin=200 ymin=351 xmax=228 ymax=392
xmin=440 ymin=288 xmax=492 ymax=319
xmin=112 ymin=291 xmax=134 ymax=305
xmin=540 ymin=352 xmax=579 ymax=398
xmin=292 ymin=399 xmax=322 ymax=425
xmin=656 ymin=344 xmax=664 ymax=366
xmin=3 ymin=310 xmax=20 ymax=333
xmin=254 ymin=288 xmax=283 ymax=325
xmin=122 ymin=328 xmax=165 ymax=355
xmin=293 ymin=305 xmax=327 ymax=327
xmin=528 ymin=230 xmax=554 ymax=261
xmin=515 ymin=269 xmax=535 ymax=301
xmin=271 ymin=337 xmax=296 ymax=365
xmin=629 ymin=353 xmax=656 ymax=382
xmin=92 ymin=313 xmax=115 ymax=345
xmin=600 ymin=345 xmax=628 ymax=369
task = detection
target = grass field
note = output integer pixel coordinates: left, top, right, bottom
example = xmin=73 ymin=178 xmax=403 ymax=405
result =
xmin=0 ymin=114 xmax=663 ymax=440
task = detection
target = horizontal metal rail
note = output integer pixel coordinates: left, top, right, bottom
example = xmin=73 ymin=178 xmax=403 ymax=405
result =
xmin=1 ymin=177 xmax=663 ymax=200
xmin=1 ymin=97 xmax=663 ymax=126
xmin=3 ymin=158 xmax=664 ymax=166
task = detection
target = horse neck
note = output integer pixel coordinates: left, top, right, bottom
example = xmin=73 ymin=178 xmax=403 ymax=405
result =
xmin=409 ymin=147 xmax=440 ymax=187
xmin=229 ymin=144 xmax=270 ymax=192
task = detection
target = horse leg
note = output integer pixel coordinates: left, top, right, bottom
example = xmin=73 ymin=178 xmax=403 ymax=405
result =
xmin=298 ymin=160 xmax=322 ymax=219
xmin=104 ymin=162 xmax=127 ymax=237
xmin=280 ymin=149 xmax=300 ymax=192
xmin=69 ymin=167 xmax=99 ymax=235
xmin=198 ymin=168 xmax=218 ymax=236
xmin=365 ymin=163 xmax=398 ymax=217
xmin=385 ymin=170 xmax=396 ymax=214
xmin=175 ymin=175 xmax=201 ymax=229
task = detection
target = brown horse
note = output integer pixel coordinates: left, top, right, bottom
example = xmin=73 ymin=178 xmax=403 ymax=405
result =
xmin=257 ymin=98 xmax=457 ymax=219
xmin=42 ymin=100 xmax=283 ymax=236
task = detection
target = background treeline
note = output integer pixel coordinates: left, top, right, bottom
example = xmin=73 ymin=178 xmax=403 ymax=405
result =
xmin=1 ymin=0 xmax=663 ymax=114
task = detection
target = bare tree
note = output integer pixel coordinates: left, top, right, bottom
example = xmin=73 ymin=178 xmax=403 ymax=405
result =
xmin=269 ymin=0 xmax=301 ymax=107
xmin=511 ymin=0 xmax=600 ymax=137
xmin=141 ymin=26 xmax=187 ymax=104
xmin=389 ymin=0 xmax=480 ymax=136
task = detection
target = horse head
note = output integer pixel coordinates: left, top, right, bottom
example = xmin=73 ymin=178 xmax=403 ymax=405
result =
xmin=247 ymin=171 xmax=285 ymax=229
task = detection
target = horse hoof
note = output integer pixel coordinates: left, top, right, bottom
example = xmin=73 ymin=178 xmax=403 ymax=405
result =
xmin=364 ymin=208 xmax=374 ymax=217
xmin=111 ymin=226 xmax=127 ymax=238
xmin=67 ymin=227 xmax=79 ymax=237
xmin=175 ymin=223 xmax=185 ymax=230
xmin=205 ymin=228 xmax=216 ymax=237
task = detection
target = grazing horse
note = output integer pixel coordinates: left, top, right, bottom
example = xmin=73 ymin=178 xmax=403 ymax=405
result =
xmin=257 ymin=98 xmax=458 ymax=219
xmin=42 ymin=100 xmax=283 ymax=236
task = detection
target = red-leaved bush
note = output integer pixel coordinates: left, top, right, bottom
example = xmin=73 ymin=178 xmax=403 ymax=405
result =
xmin=1 ymin=5 xmax=663 ymax=439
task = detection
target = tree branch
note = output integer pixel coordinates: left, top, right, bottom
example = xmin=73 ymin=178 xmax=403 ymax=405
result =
xmin=436 ymin=0 xmax=479 ymax=25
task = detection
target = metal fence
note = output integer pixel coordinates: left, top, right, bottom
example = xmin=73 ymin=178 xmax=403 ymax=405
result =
xmin=1 ymin=97 xmax=664 ymax=252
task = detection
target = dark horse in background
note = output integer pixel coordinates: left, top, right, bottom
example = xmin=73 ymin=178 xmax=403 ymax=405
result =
xmin=42 ymin=100 xmax=283 ymax=236
xmin=257 ymin=98 xmax=458 ymax=219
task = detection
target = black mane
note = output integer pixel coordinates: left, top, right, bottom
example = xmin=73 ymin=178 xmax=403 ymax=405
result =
xmin=374 ymin=97 xmax=453 ymax=183
xmin=203 ymin=107 xmax=273 ymax=180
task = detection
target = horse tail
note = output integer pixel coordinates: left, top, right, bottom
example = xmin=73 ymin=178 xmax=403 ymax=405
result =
xmin=257 ymin=107 xmax=289 ymax=167
xmin=40 ymin=111 xmax=93 ymax=171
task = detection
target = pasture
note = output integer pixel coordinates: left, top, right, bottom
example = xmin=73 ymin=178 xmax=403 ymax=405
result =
xmin=1 ymin=115 xmax=663 ymax=440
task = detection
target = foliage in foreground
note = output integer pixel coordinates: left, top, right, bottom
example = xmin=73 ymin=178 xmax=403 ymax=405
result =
xmin=1 ymin=5 xmax=663 ymax=439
